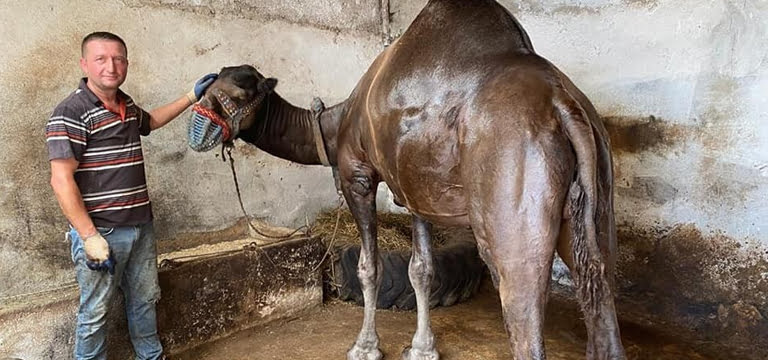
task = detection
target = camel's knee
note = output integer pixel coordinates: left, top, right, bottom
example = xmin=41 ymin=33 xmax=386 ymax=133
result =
xmin=340 ymin=166 xmax=376 ymax=197
xmin=498 ymin=279 xmax=547 ymax=313
xmin=338 ymin=158 xmax=378 ymax=202
xmin=357 ymin=253 xmax=380 ymax=287
xmin=408 ymin=251 xmax=434 ymax=286
xmin=350 ymin=175 xmax=373 ymax=196
xmin=493 ymin=251 xmax=553 ymax=333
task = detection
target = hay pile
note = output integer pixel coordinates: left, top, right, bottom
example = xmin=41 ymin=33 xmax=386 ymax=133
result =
xmin=312 ymin=208 xmax=474 ymax=251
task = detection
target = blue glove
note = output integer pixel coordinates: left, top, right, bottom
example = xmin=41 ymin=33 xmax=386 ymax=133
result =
xmin=86 ymin=252 xmax=116 ymax=275
xmin=194 ymin=73 xmax=218 ymax=99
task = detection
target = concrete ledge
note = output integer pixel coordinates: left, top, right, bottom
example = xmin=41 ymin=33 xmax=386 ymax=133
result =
xmin=0 ymin=237 xmax=325 ymax=359
xmin=156 ymin=237 xmax=325 ymax=355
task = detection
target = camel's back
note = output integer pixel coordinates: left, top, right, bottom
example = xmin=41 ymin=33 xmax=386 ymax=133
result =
xmin=379 ymin=0 xmax=534 ymax=87
xmin=403 ymin=0 xmax=533 ymax=62
xmin=342 ymin=0 xmax=547 ymax=223
xmin=351 ymin=0 xmax=539 ymax=154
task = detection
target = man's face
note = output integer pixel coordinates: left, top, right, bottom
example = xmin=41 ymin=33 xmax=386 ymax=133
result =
xmin=79 ymin=39 xmax=128 ymax=92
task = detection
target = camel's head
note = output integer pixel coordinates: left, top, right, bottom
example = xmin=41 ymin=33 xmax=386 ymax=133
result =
xmin=188 ymin=64 xmax=278 ymax=152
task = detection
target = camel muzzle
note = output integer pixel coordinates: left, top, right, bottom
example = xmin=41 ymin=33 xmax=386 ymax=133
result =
xmin=187 ymin=88 xmax=270 ymax=152
xmin=188 ymin=103 xmax=230 ymax=152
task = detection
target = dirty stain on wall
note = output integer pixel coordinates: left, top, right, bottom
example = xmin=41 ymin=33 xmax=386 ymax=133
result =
xmin=615 ymin=224 xmax=768 ymax=357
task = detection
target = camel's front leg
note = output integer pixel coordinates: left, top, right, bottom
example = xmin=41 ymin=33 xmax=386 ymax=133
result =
xmin=402 ymin=215 xmax=439 ymax=360
xmin=340 ymin=162 xmax=383 ymax=360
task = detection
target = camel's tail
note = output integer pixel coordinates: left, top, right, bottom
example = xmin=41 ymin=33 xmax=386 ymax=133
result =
xmin=554 ymin=89 xmax=613 ymax=315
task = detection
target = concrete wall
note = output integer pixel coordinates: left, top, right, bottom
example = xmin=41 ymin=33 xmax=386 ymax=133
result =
xmin=1 ymin=0 xmax=767 ymax=357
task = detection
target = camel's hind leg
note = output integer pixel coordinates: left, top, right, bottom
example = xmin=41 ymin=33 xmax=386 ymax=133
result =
xmin=465 ymin=132 xmax=574 ymax=359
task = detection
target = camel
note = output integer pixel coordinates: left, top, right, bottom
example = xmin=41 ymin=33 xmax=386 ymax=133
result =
xmin=187 ymin=0 xmax=626 ymax=359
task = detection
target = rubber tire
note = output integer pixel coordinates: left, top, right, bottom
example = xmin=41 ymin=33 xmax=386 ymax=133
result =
xmin=329 ymin=239 xmax=485 ymax=310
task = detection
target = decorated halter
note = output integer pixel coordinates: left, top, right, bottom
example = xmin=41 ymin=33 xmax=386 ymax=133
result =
xmin=188 ymin=87 xmax=269 ymax=152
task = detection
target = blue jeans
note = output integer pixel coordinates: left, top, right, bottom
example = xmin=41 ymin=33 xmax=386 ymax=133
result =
xmin=69 ymin=222 xmax=163 ymax=360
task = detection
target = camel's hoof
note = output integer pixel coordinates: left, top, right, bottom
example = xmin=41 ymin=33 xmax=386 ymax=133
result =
xmin=402 ymin=346 xmax=440 ymax=360
xmin=347 ymin=344 xmax=383 ymax=360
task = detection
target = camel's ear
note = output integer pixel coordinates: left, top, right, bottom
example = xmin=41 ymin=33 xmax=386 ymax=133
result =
xmin=258 ymin=78 xmax=278 ymax=93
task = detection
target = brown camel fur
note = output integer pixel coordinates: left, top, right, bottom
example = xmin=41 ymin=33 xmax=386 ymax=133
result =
xmin=188 ymin=0 xmax=626 ymax=359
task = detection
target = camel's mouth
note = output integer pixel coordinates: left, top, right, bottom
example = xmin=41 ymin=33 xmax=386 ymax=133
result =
xmin=187 ymin=103 xmax=231 ymax=152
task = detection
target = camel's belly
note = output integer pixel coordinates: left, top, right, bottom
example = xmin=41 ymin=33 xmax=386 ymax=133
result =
xmin=387 ymin=179 xmax=470 ymax=226
xmin=380 ymin=137 xmax=470 ymax=226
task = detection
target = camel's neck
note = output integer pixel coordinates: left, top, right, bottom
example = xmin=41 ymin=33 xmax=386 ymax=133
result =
xmin=239 ymin=92 xmax=344 ymax=166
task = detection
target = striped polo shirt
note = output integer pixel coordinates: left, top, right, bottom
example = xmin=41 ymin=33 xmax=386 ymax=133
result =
xmin=46 ymin=78 xmax=153 ymax=227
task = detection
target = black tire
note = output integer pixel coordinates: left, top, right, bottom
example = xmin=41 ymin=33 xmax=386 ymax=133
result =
xmin=329 ymin=238 xmax=485 ymax=310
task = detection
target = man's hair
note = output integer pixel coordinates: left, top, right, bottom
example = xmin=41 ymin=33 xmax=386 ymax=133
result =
xmin=81 ymin=32 xmax=127 ymax=57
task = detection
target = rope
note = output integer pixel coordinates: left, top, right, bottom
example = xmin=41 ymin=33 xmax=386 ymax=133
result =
xmin=311 ymin=194 xmax=345 ymax=272
xmin=225 ymin=145 xmax=309 ymax=240
xmin=222 ymin=140 xmax=345 ymax=276
xmin=218 ymin=92 xmax=347 ymax=280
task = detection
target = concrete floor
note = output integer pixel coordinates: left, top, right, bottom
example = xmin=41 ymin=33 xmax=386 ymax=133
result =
xmin=176 ymin=285 xmax=723 ymax=360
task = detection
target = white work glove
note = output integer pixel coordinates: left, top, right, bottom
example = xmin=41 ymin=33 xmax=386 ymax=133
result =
xmin=83 ymin=233 xmax=109 ymax=262
xmin=83 ymin=232 xmax=117 ymax=275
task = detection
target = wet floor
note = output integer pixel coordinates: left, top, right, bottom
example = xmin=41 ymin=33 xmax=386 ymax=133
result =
xmin=176 ymin=284 xmax=725 ymax=360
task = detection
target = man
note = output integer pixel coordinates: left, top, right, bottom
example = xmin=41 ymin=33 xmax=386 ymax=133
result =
xmin=46 ymin=31 xmax=216 ymax=360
